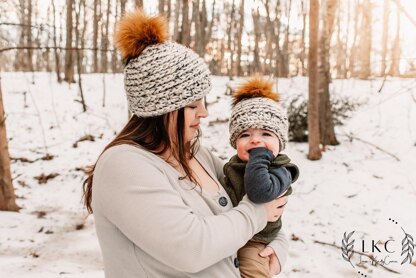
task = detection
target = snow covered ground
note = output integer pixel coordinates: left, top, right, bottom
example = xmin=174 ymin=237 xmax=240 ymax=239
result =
xmin=1 ymin=72 xmax=416 ymax=277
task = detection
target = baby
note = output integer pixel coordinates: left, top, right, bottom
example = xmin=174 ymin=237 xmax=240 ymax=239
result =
xmin=221 ymin=76 xmax=299 ymax=277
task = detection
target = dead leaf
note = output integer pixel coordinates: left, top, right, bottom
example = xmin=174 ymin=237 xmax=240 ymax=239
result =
xmin=291 ymin=234 xmax=300 ymax=241
xmin=73 ymin=134 xmax=95 ymax=148
xmin=34 ymin=173 xmax=59 ymax=184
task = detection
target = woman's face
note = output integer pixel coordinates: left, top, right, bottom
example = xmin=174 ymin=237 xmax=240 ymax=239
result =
xmin=183 ymin=99 xmax=208 ymax=143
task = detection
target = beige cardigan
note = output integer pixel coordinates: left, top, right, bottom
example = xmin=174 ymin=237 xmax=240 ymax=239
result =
xmin=92 ymin=144 xmax=288 ymax=277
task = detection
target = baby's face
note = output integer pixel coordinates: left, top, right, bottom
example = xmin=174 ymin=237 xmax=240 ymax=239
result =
xmin=235 ymin=128 xmax=281 ymax=161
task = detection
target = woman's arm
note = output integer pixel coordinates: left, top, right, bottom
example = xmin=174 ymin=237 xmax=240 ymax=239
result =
xmin=265 ymin=228 xmax=289 ymax=274
xmin=93 ymin=147 xmax=267 ymax=273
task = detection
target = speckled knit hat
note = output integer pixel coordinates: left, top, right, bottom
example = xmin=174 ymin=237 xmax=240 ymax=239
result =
xmin=114 ymin=9 xmax=211 ymax=117
xmin=229 ymin=76 xmax=289 ymax=150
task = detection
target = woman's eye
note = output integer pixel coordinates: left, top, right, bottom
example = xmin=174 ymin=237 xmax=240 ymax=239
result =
xmin=186 ymin=106 xmax=197 ymax=109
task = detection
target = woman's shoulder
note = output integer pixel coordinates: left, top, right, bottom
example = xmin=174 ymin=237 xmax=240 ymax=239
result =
xmin=96 ymin=144 xmax=164 ymax=172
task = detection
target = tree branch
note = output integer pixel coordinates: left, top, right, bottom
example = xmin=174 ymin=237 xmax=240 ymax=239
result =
xmin=313 ymin=240 xmax=401 ymax=274
xmin=0 ymin=46 xmax=115 ymax=53
xmin=341 ymin=133 xmax=401 ymax=161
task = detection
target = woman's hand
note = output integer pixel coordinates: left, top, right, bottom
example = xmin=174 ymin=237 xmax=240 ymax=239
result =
xmin=259 ymin=246 xmax=281 ymax=275
xmin=264 ymin=195 xmax=288 ymax=222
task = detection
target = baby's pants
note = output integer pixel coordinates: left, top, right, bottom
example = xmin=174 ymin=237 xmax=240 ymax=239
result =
xmin=237 ymin=240 xmax=271 ymax=278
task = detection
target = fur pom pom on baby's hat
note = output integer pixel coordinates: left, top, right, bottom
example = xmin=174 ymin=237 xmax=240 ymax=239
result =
xmin=113 ymin=9 xmax=211 ymax=117
xmin=232 ymin=76 xmax=280 ymax=106
xmin=114 ymin=9 xmax=169 ymax=62
xmin=229 ymin=76 xmax=288 ymax=150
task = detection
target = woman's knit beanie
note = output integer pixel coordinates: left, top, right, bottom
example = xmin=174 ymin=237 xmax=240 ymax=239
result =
xmin=114 ymin=9 xmax=211 ymax=117
xmin=229 ymin=76 xmax=289 ymax=150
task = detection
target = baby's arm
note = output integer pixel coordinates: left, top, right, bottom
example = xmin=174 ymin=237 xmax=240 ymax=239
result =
xmin=244 ymin=147 xmax=292 ymax=203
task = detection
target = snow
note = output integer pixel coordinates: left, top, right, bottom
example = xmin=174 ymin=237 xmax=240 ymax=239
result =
xmin=1 ymin=72 xmax=416 ymax=277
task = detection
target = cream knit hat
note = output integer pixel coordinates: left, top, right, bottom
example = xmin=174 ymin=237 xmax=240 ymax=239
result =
xmin=229 ymin=76 xmax=289 ymax=150
xmin=114 ymin=9 xmax=211 ymax=117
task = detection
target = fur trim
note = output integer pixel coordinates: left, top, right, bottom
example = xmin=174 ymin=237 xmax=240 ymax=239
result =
xmin=114 ymin=9 xmax=169 ymax=62
xmin=232 ymin=76 xmax=280 ymax=106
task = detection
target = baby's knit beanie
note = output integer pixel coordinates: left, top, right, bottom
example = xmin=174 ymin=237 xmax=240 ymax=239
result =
xmin=114 ymin=9 xmax=211 ymax=117
xmin=229 ymin=76 xmax=289 ymax=150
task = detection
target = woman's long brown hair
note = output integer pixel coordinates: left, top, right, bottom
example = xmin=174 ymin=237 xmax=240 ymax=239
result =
xmin=82 ymin=108 xmax=200 ymax=213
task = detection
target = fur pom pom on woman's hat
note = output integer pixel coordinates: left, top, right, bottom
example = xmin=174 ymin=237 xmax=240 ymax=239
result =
xmin=229 ymin=76 xmax=289 ymax=150
xmin=114 ymin=9 xmax=211 ymax=117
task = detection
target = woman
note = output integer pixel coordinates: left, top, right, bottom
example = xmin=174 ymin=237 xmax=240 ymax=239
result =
xmin=83 ymin=10 xmax=289 ymax=277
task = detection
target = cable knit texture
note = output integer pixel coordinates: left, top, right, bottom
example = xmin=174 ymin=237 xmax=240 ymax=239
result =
xmin=124 ymin=42 xmax=211 ymax=117
xmin=229 ymin=97 xmax=288 ymax=149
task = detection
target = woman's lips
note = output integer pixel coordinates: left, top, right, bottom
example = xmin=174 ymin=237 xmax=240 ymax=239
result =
xmin=190 ymin=124 xmax=200 ymax=129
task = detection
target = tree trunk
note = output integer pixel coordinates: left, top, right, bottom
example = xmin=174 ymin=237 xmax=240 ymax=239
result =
xmin=75 ymin=0 xmax=87 ymax=112
xmin=135 ymin=0 xmax=144 ymax=9
xmin=358 ymin=0 xmax=372 ymax=80
xmin=226 ymin=0 xmax=235 ymax=77
xmin=64 ymin=0 xmax=75 ymax=83
xmin=14 ymin=0 xmax=26 ymax=71
xmin=318 ymin=0 xmax=339 ymax=146
xmin=101 ymin=0 xmax=111 ymax=73
xmin=92 ymin=0 xmax=100 ymax=73
xmin=307 ymin=0 xmax=321 ymax=160
xmin=252 ymin=7 xmax=261 ymax=74
xmin=159 ymin=0 xmax=165 ymax=14
xmin=389 ymin=0 xmax=401 ymax=76
xmin=120 ymin=0 xmax=127 ymax=15
xmin=236 ymin=0 xmax=244 ymax=76
xmin=51 ymin=0 xmax=61 ymax=82
xmin=180 ymin=0 xmax=191 ymax=47
xmin=173 ymin=0 xmax=182 ymax=42
xmin=191 ymin=0 xmax=201 ymax=53
xmin=300 ymin=0 xmax=307 ymax=76
xmin=111 ymin=1 xmax=119 ymax=73
xmin=26 ymin=0 xmax=34 ymax=72
xmin=380 ymin=0 xmax=390 ymax=76
xmin=280 ymin=0 xmax=292 ymax=77
xmin=349 ymin=0 xmax=360 ymax=78
xmin=0 ymin=75 xmax=20 ymax=211
xmin=274 ymin=0 xmax=282 ymax=77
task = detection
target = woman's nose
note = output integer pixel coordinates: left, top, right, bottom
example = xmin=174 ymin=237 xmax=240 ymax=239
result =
xmin=198 ymin=105 xmax=208 ymax=118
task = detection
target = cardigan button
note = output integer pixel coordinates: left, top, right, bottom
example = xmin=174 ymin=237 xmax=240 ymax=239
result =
xmin=218 ymin=196 xmax=228 ymax=207
xmin=234 ymin=257 xmax=240 ymax=268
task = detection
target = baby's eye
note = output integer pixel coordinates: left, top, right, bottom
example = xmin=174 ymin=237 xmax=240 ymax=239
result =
xmin=263 ymin=132 xmax=272 ymax=136
xmin=239 ymin=133 xmax=249 ymax=138
xmin=186 ymin=106 xmax=197 ymax=109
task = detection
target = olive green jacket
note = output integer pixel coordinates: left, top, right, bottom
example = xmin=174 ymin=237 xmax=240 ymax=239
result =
xmin=221 ymin=153 xmax=299 ymax=243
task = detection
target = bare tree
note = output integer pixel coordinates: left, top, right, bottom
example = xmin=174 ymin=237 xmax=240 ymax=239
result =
xmin=358 ymin=0 xmax=372 ymax=80
xmin=308 ymin=0 xmax=322 ymax=160
xmin=64 ymin=0 xmax=75 ymax=83
xmin=101 ymin=0 xmax=111 ymax=73
xmin=14 ymin=0 xmax=27 ymax=71
xmin=280 ymin=0 xmax=292 ymax=77
xmin=0 ymin=75 xmax=19 ymax=212
xmin=300 ymin=0 xmax=307 ymax=76
xmin=389 ymin=0 xmax=401 ymax=76
xmin=226 ymin=0 xmax=236 ymax=77
xmin=380 ymin=0 xmax=390 ymax=76
xmin=180 ymin=0 xmax=191 ymax=47
xmin=252 ymin=7 xmax=261 ymax=74
xmin=235 ymin=0 xmax=244 ymax=76
xmin=135 ymin=0 xmax=144 ymax=9
xmin=51 ymin=0 xmax=62 ymax=82
xmin=92 ymin=0 xmax=100 ymax=73
xmin=27 ymin=0 xmax=34 ymax=72
xmin=318 ymin=0 xmax=339 ymax=147
xmin=349 ymin=0 xmax=360 ymax=78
